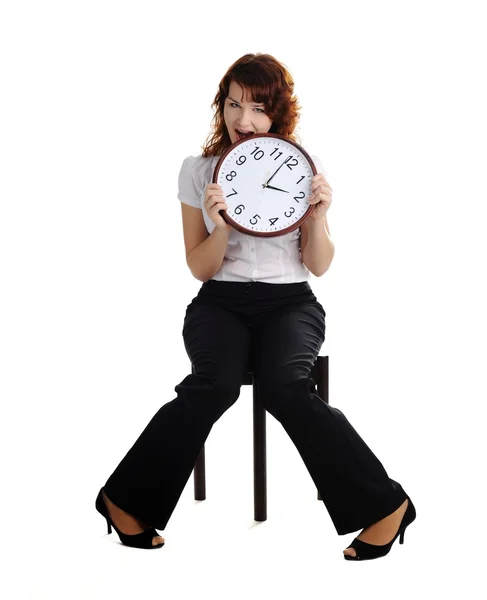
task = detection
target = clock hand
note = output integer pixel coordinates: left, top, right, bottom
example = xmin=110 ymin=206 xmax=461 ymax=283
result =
xmin=256 ymin=170 xmax=270 ymax=214
xmin=265 ymin=185 xmax=289 ymax=193
xmin=264 ymin=155 xmax=292 ymax=187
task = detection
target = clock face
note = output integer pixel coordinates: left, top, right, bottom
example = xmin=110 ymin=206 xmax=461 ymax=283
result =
xmin=212 ymin=133 xmax=317 ymax=237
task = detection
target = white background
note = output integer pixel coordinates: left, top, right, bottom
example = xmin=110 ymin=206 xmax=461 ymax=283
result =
xmin=1 ymin=0 xmax=486 ymax=598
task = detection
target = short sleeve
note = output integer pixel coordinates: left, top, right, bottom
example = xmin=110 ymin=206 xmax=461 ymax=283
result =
xmin=310 ymin=154 xmax=328 ymax=179
xmin=177 ymin=156 xmax=202 ymax=208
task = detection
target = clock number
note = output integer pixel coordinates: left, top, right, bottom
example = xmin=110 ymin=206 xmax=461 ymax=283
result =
xmin=269 ymin=217 xmax=279 ymax=226
xmin=236 ymin=156 xmax=246 ymax=166
xmin=226 ymin=188 xmax=238 ymax=198
xmin=226 ymin=170 xmax=237 ymax=181
xmin=285 ymin=158 xmax=299 ymax=170
xmin=235 ymin=204 xmax=245 ymax=215
xmin=296 ymin=175 xmax=305 ymax=184
xmin=293 ymin=191 xmax=305 ymax=203
xmin=249 ymin=214 xmax=261 ymax=225
xmin=284 ymin=207 xmax=296 ymax=218
xmin=270 ymin=147 xmax=283 ymax=160
xmin=250 ymin=147 xmax=265 ymax=160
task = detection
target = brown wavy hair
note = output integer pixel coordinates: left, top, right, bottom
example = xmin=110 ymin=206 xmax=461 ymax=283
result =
xmin=201 ymin=53 xmax=302 ymax=158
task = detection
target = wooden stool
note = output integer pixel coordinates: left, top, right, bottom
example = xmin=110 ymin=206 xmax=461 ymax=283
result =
xmin=192 ymin=355 xmax=329 ymax=521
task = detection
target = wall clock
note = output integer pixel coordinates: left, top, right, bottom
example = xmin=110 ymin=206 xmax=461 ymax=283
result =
xmin=212 ymin=133 xmax=317 ymax=237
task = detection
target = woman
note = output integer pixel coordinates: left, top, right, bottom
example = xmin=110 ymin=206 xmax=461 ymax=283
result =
xmin=95 ymin=53 xmax=416 ymax=560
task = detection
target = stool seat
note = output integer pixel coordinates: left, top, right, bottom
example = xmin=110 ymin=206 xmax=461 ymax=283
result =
xmin=192 ymin=355 xmax=329 ymax=521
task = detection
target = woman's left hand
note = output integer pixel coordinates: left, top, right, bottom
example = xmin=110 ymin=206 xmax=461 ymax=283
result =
xmin=309 ymin=173 xmax=332 ymax=220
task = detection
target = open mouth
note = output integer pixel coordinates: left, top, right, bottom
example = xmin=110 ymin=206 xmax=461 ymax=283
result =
xmin=235 ymin=129 xmax=254 ymax=140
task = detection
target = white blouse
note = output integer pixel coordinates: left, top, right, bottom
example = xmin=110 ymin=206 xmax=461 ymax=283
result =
xmin=177 ymin=152 xmax=327 ymax=283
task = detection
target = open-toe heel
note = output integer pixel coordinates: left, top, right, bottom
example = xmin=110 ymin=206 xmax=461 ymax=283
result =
xmin=344 ymin=496 xmax=416 ymax=561
xmin=95 ymin=487 xmax=165 ymax=550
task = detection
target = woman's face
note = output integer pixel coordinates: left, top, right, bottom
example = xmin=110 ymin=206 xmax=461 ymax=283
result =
xmin=223 ymin=80 xmax=273 ymax=145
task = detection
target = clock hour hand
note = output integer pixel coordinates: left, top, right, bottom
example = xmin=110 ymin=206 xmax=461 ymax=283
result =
xmin=265 ymin=184 xmax=289 ymax=193
xmin=264 ymin=155 xmax=292 ymax=187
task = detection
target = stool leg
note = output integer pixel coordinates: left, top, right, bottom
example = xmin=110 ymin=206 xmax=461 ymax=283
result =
xmin=191 ymin=362 xmax=206 ymax=502
xmin=316 ymin=356 xmax=329 ymax=405
xmin=253 ymin=378 xmax=267 ymax=521
xmin=194 ymin=445 xmax=206 ymax=501
xmin=316 ymin=356 xmax=329 ymax=501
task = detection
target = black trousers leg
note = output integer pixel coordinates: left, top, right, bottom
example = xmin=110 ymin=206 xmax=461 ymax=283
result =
xmin=103 ymin=301 xmax=250 ymax=531
xmin=251 ymin=301 xmax=408 ymax=535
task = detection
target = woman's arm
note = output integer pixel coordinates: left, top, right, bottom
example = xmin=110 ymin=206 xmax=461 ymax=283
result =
xmin=181 ymin=203 xmax=230 ymax=281
xmin=300 ymin=215 xmax=335 ymax=277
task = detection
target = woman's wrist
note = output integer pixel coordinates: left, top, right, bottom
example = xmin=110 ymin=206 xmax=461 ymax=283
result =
xmin=212 ymin=223 xmax=231 ymax=235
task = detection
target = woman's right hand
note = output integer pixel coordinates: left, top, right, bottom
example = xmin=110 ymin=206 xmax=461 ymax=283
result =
xmin=204 ymin=184 xmax=231 ymax=229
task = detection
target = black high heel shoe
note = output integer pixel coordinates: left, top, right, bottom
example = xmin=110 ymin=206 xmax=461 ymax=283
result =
xmin=344 ymin=496 xmax=416 ymax=561
xmin=95 ymin=487 xmax=165 ymax=550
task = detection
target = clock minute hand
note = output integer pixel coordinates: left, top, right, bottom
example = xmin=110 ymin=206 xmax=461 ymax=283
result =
xmin=264 ymin=155 xmax=292 ymax=187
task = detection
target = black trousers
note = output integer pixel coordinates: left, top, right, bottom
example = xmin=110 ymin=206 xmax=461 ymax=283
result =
xmin=104 ymin=280 xmax=407 ymax=535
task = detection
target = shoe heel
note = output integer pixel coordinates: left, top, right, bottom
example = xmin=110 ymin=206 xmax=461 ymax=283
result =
xmin=399 ymin=529 xmax=405 ymax=544
xmin=96 ymin=488 xmax=112 ymax=535
xmin=95 ymin=487 xmax=165 ymax=550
